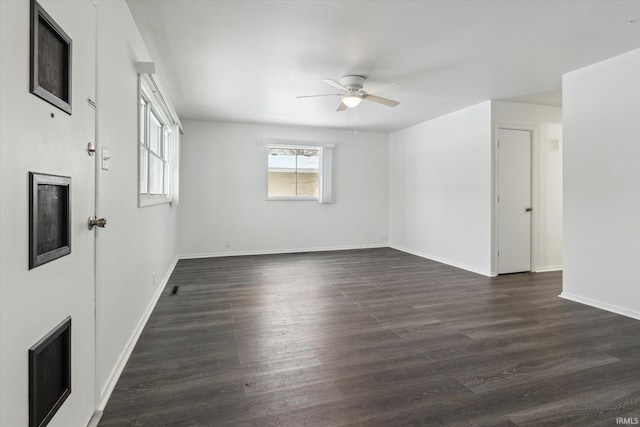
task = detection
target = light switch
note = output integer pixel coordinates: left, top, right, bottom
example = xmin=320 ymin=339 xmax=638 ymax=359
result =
xmin=101 ymin=147 xmax=111 ymax=170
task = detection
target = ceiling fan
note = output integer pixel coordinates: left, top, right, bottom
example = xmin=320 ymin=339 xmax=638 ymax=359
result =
xmin=297 ymin=75 xmax=400 ymax=111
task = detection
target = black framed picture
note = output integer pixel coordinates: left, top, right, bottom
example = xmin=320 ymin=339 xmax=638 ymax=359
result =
xmin=30 ymin=0 xmax=72 ymax=115
xmin=29 ymin=172 xmax=71 ymax=269
xmin=29 ymin=316 xmax=71 ymax=427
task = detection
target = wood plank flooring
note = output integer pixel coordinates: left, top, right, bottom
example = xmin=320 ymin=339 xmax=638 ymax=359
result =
xmin=99 ymin=248 xmax=640 ymax=426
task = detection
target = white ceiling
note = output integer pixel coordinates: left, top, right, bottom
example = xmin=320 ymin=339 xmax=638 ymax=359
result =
xmin=126 ymin=0 xmax=640 ymax=133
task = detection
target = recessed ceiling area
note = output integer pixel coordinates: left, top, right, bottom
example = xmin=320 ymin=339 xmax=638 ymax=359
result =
xmin=126 ymin=0 xmax=640 ymax=133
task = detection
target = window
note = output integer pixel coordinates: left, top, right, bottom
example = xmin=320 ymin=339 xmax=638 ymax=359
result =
xmin=140 ymin=96 xmax=170 ymax=196
xmin=138 ymin=72 xmax=180 ymax=207
xmin=266 ymin=142 xmax=333 ymax=203
xmin=268 ymin=147 xmax=319 ymax=198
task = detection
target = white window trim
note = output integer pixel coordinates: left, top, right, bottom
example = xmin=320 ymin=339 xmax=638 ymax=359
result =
xmin=266 ymin=196 xmax=320 ymax=202
xmin=264 ymin=140 xmax=334 ymax=203
xmin=263 ymin=139 xmax=335 ymax=149
xmin=137 ymin=73 xmax=179 ymax=207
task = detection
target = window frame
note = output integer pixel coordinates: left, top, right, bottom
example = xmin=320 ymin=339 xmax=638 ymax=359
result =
xmin=264 ymin=140 xmax=334 ymax=203
xmin=138 ymin=74 xmax=175 ymax=207
xmin=266 ymin=144 xmax=320 ymax=201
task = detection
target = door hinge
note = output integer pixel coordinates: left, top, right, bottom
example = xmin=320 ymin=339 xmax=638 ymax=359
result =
xmin=497 ymin=195 xmax=500 ymax=202
xmin=498 ymin=250 xmax=500 ymax=257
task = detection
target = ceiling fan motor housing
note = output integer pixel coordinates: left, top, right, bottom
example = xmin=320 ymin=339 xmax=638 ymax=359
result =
xmin=339 ymin=75 xmax=365 ymax=92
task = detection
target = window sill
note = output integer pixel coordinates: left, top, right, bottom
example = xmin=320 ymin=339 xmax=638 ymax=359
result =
xmin=139 ymin=194 xmax=172 ymax=207
xmin=266 ymin=196 xmax=319 ymax=201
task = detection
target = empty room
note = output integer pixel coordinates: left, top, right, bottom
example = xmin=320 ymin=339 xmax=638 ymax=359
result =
xmin=1 ymin=0 xmax=640 ymax=426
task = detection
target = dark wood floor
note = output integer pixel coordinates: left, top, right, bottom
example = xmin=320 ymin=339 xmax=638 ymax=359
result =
xmin=100 ymin=248 xmax=640 ymax=426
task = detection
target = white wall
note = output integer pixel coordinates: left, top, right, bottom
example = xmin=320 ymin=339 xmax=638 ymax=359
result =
xmin=562 ymin=48 xmax=640 ymax=319
xmin=491 ymin=101 xmax=563 ymax=273
xmin=178 ymin=121 xmax=389 ymax=256
xmin=94 ymin=0 xmax=179 ymax=408
xmin=389 ymin=101 xmax=493 ymax=276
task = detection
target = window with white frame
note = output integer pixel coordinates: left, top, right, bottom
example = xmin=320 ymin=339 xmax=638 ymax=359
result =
xmin=138 ymin=72 xmax=180 ymax=207
xmin=266 ymin=142 xmax=333 ymax=203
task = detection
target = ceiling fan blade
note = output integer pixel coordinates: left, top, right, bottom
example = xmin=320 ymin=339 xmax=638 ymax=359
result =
xmin=364 ymin=82 xmax=401 ymax=95
xmin=362 ymin=94 xmax=399 ymax=107
xmin=322 ymin=79 xmax=348 ymax=92
xmin=296 ymin=93 xmax=342 ymax=99
xmin=336 ymin=102 xmax=348 ymax=112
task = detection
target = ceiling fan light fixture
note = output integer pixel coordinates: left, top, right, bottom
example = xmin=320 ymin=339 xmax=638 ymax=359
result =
xmin=342 ymin=95 xmax=362 ymax=108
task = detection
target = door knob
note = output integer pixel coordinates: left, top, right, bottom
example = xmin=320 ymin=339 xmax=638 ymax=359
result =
xmin=525 ymin=207 xmax=533 ymax=212
xmin=88 ymin=216 xmax=107 ymax=230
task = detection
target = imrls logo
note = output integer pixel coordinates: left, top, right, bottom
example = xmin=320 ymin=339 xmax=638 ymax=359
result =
xmin=617 ymin=418 xmax=640 ymax=425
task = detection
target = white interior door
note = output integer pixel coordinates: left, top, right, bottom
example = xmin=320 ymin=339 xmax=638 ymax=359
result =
xmin=0 ymin=1 xmax=97 ymax=425
xmin=498 ymin=128 xmax=532 ymax=274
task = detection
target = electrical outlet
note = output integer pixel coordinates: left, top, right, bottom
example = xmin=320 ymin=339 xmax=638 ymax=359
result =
xmin=225 ymin=239 xmax=231 ymax=247
xmin=380 ymin=233 xmax=388 ymax=241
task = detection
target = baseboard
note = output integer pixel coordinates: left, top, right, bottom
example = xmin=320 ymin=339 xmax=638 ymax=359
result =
xmin=534 ymin=265 xmax=563 ymax=273
xmin=97 ymin=255 xmax=179 ymax=410
xmin=390 ymin=245 xmax=494 ymax=277
xmin=559 ymin=292 xmax=640 ymax=321
xmin=179 ymin=244 xmax=388 ymax=260
xmin=87 ymin=410 xmax=103 ymax=427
